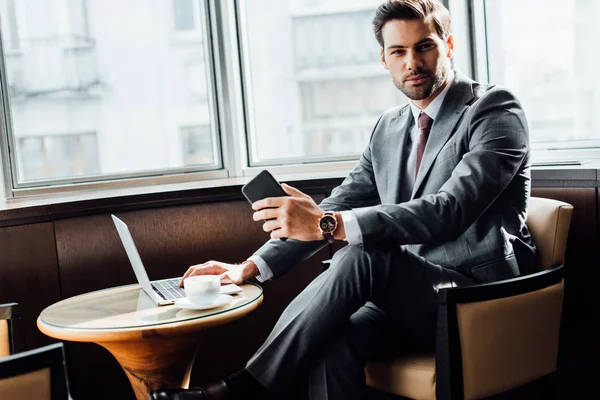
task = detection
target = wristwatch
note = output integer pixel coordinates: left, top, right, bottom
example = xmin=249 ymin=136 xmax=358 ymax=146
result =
xmin=318 ymin=211 xmax=338 ymax=243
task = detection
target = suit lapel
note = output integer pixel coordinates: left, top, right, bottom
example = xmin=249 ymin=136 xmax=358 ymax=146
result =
xmin=411 ymin=74 xmax=475 ymax=199
xmin=386 ymin=106 xmax=413 ymax=204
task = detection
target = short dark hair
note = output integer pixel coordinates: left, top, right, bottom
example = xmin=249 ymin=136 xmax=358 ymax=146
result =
xmin=373 ymin=0 xmax=452 ymax=47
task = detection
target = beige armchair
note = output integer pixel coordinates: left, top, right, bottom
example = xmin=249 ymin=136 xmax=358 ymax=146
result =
xmin=0 ymin=342 xmax=71 ymax=400
xmin=365 ymin=196 xmax=574 ymax=399
xmin=0 ymin=302 xmax=24 ymax=357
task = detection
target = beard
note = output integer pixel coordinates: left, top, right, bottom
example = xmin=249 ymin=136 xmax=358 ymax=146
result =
xmin=392 ymin=65 xmax=447 ymax=101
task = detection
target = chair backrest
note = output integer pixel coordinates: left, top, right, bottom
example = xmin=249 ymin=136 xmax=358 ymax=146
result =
xmin=0 ymin=303 xmax=24 ymax=357
xmin=526 ymin=197 xmax=574 ymax=270
xmin=446 ymin=197 xmax=574 ymax=399
xmin=0 ymin=342 xmax=70 ymax=400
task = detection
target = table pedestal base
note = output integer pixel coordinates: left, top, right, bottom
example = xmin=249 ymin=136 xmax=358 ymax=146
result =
xmin=98 ymin=332 xmax=201 ymax=400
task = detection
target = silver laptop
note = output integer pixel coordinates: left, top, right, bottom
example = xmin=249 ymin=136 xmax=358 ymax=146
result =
xmin=111 ymin=214 xmax=243 ymax=306
xmin=111 ymin=214 xmax=187 ymax=306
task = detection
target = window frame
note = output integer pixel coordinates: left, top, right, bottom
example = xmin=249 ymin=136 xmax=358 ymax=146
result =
xmin=236 ymin=0 xmax=382 ymax=168
xmin=0 ymin=0 xmax=227 ymax=198
xmin=460 ymin=0 xmax=600 ymax=163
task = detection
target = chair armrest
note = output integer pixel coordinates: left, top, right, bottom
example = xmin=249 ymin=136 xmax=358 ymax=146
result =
xmin=439 ymin=264 xmax=564 ymax=305
xmin=436 ymin=265 xmax=565 ymax=400
xmin=0 ymin=303 xmax=19 ymax=321
xmin=0 ymin=303 xmax=25 ymax=354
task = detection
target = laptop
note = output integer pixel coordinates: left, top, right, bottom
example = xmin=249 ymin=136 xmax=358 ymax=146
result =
xmin=111 ymin=214 xmax=241 ymax=306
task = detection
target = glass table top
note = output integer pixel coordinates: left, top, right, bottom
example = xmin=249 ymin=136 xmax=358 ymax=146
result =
xmin=39 ymin=281 xmax=263 ymax=330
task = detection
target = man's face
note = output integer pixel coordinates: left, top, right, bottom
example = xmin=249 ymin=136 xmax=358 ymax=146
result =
xmin=380 ymin=18 xmax=454 ymax=109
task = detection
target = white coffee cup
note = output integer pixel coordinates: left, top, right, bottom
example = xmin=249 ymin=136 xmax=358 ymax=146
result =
xmin=184 ymin=275 xmax=220 ymax=305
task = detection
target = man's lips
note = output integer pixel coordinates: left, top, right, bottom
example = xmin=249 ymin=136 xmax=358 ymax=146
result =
xmin=405 ymin=74 xmax=429 ymax=85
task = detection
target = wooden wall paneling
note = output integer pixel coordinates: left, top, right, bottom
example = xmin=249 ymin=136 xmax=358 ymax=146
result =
xmin=0 ymin=222 xmax=61 ymax=350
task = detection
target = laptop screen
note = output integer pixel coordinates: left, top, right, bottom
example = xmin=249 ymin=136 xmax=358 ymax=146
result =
xmin=111 ymin=215 xmax=155 ymax=297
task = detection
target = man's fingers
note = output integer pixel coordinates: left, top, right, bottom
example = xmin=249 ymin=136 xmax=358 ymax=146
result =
xmin=252 ymin=196 xmax=287 ymax=211
xmin=269 ymin=227 xmax=286 ymax=240
xmin=253 ymin=208 xmax=278 ymax=222
xmin=180 ymin=264 xmax=224 ymax=286
xmin=180 ymin=265 xmax=198 ymax=286
xmin=262 ymin=219 xmax=282 ymax=234
xmin=281 ymin=183 xmax=310 ymax=199
xmin=219 ymin=272 xmax=233 ymax=284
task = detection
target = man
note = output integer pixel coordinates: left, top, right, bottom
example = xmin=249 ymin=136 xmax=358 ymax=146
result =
xmin=151 ymin=0 xmax=535 ymax=398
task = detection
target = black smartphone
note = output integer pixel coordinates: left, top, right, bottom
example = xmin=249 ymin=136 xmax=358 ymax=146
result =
xmin=241 ymin=170 xmax=288 ymax=240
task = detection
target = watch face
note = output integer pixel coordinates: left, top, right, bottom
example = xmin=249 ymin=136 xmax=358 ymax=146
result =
xmin=320 ymin=215 xmax=337 ymax=233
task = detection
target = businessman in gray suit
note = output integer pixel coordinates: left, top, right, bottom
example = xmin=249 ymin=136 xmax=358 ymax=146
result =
xmin=151 ymin=0 xmax=535 ymax=399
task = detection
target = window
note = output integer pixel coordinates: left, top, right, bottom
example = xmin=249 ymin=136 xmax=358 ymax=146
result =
xmin=0 ymin=0 xmax=219 ymax=194
xmin=475 ymin=0 xmax=600 ymax=158
xmin=180 ymin=125 xmax=214 ymax=165
xmin=0 ymin=0 xmax=593 ymax=198
xmin=0 ymin=0 xmax=20 ymax=51
xmin=173 ymin=0 xmax=196 ymax=31
xmin=239 ymin=0 xmax=405 ymax=164
xmin=172 ymin=0 xmax=203 ymax=37
xmin=16 ymin=132 xmax=99 ymax=181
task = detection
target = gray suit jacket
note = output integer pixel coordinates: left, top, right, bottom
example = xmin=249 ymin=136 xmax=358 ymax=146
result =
xmin=254 ymin=71 xmax=536 ymax=284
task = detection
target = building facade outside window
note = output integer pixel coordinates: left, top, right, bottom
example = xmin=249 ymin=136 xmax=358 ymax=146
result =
xmin=472 ymin=0 xmax=600 ymax=160
xmin=16 ymin=132 xmax=99 ymax=181
xmin=180 ymin=124 xmax=213 ymax=165
xmin=240 ymin=0 xmax=406 ymax=164
xmin=0 ymin=0 xmax=218 ymax=193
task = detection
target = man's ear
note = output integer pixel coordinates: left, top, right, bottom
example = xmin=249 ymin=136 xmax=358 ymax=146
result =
xmin=446 ymin=34 xmax=455 ymax=58
xmin=380 ymin=48 xmax=388 ymax=70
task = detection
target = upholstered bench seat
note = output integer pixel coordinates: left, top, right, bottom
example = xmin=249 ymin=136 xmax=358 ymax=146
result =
xmin=366 ymin=354 xmax=436 ymax=400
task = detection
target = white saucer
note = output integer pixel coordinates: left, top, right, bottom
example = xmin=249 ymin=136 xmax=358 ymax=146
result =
xmin=174 ymin=294 xmax=233 ymax=310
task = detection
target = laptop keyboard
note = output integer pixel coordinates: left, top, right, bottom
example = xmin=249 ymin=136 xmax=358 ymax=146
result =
xmin=152 ymin=278 xmax=185 ymax=300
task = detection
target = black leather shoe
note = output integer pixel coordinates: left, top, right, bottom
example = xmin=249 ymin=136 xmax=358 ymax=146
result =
xmin=149 ymin=381 xmax=229 ymax=400
xmin=148 ymin=387 xmax=206 ymax=400
xmin=202 ymin=381 xmax=229 ymax=399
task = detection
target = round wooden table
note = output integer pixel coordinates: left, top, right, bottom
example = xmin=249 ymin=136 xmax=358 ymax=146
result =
xmin=37 ymin=282 xmax=263 ymax=400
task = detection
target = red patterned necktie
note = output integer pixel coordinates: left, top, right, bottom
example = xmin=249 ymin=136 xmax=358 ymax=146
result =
xmin=416 ymin=112 xmax=433 ymax=177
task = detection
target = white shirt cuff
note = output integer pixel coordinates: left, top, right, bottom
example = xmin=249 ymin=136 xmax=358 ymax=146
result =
xmin=247 ymin=255 xmax=273 ymax=282
xmin=340 ymin=210 xmax=363 ymax=245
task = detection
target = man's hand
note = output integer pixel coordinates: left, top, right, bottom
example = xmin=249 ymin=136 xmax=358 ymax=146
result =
xmin=179 ymin=260 xmax=258 ymax=287
xmin=252 ymin=183 xmax=330 ymax=241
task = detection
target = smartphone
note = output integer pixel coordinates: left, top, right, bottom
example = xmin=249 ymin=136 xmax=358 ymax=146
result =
xmin=241 ymin=170 xmax=288 ymax=240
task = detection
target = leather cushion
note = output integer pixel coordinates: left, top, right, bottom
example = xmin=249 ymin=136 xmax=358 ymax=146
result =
xmin=526 ymin=197 xmax=573 ymax=270
xmin=366 ymin=353 xmax=436 ymax=400
xmin=0 ymin=367 xmax=51 ymax=400
xmin=0 ymin=320 xmax=9 ymax=357
xmin=457 ymin=281 xmax=563 ymax=399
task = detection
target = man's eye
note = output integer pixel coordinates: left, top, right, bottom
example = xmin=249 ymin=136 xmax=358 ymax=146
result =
xmin=419 ymin=44 xmax=434 ymax=51
xmin=391 ymin=50 xmax=405 ymax=56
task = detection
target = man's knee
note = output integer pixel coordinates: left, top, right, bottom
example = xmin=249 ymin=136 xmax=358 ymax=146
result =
xmin=330 ymin=245 xmax=405 ymax=270
xmin=313 ymin=331 xmax=362 ymax=369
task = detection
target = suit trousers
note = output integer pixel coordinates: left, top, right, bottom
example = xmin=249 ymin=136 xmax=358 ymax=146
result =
xmin=245 ymin=244 xmax=474 ymax=399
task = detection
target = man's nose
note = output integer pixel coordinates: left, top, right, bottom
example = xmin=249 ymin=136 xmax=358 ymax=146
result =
xmin=406 ymin=53 xmax=423 ymax=71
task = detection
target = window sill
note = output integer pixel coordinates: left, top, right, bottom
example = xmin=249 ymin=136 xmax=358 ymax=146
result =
xmin=0 ymin=169 xmax=349 ymax=227
xmin=1 ymin=162 xmax=598 ymax=227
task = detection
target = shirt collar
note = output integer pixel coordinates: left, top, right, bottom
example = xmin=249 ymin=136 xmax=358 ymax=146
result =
xmin=409 ymin=70 xmax=454 ymax=125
